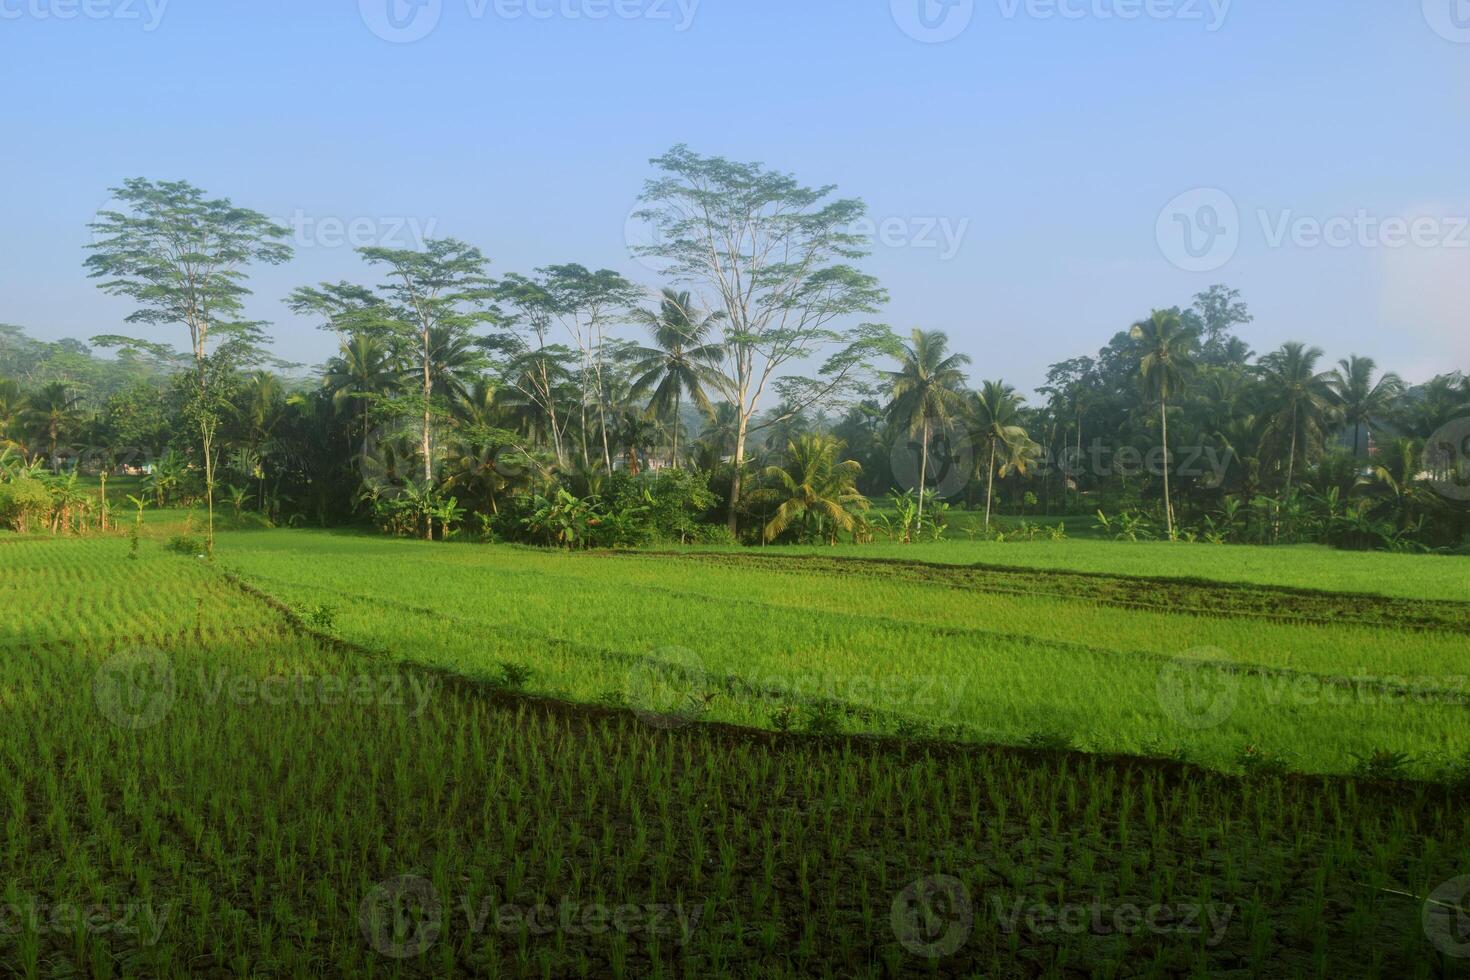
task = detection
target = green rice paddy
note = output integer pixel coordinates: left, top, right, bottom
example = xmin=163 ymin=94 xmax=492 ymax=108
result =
xmin=3 ymin=528 xmax=1468 ymax=976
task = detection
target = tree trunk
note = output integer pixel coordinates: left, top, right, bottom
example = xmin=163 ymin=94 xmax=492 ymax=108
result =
xmin=1160 ymin=401 xmax=1174 ymax=540
xmin=599 ymin=402 xmax=613 ymax=474
xmin=203 ymin=425 xmax=216 ymax=556
xmin=1075 ymin=405 xmax=1083 ymax=512
xmin=421 ymin=325 xmax=434 ymax=541
xmin=916 ymin=418 xmax=929 ymax=534
xmin=1285 ymin=405 xmax=1298 ymax=498
xmin=727 ymin=410 xmax=750 ymax=535
xmin=421 ymin=327 xmax=433 ymax=485
xmin=537 ymin=358 xmax=564 ymax=466
xmin=672 ymin=391 xmax=681 ymax=470
xmin=984 ymin=440 xmax=997 ymax=529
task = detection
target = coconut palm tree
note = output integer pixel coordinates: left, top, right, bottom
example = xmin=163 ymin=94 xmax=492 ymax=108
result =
xmin=628 ymin=289 xmax=723 ymax=468
xmin=1330 ymin=356 xmax=1403 ymax=459
xmin=323 ymin=334 xmax=404 ymax=452
xmin=237 ymin=372 xmax=286 ymax=447
xmin=1130 ymin=310 xmax=1197 ymax=539
xmin=1402 ymin=372 xmax=1470 ymax=439
xmin=426 ymin=324 xmax=486 ymax=406
xmin=758 ymin=434 xmax=869 ymax=544
xmin=885 ymin=329 xmax=971 ymax=533
xmin=21 ymin=382 xmax=84 ymax=471
xmin=1257 ymin=342 xmax=1338 ymax=499
xmin=967 ymin=380 xmax=1033 ymax=529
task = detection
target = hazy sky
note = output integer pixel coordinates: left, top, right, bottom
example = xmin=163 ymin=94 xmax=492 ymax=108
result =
xmin=2 ymin=0 xmax=1467 ymax=396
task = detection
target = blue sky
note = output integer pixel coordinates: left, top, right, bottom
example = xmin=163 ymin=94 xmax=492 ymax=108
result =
xmin=2 ymin=0 xmax=1467 ymax=395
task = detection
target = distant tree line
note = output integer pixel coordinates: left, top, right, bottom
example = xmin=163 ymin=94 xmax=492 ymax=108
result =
xmin=0 ymin=150 xmax=1466 ymax=552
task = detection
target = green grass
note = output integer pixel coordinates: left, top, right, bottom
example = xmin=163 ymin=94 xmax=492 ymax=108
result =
xmin=194 ymin=530 xmax=1470 ymax=781
xmin=688 ymin=536 xmax=1470 ymax=602
xmin=3 ymin=532 xmax=1470 ymax=976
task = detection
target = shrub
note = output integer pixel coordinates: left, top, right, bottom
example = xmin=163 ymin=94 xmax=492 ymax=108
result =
xmin=304 ymin=604 xmax=337 ymax=632
xmin=802 ymin=701 xmax=845 ymax=736
xmin=166 ymin=535 xmax=204 ymax=556
xmin=498 ymin=662 xmax=533 ymax=690
xmin=1439 ymin=752 xmax=1470 ymax=790
xmin=693 ymin=523 xmax=737 ymax=546
xmin=1139 ymin=734 xmax=1189 ymax=763
xmin=894 ymin=718 xmax=935 ymax=739
xmin=1024 ymin=731 xmax=1075 ymax=751
xmin=0 ymin=478 xmax=52 ymax=533
xmin=1352 ymin=749 xmax=1414 ymax=781
xmin=1237 ymin=744 xmax=1291 ymax=777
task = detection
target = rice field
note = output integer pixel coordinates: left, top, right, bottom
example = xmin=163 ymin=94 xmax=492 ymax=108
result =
xmin=212 ymin=530 xmax=1470 ymax=780
xmin=2 ymin=530 xmax=1469 ymax=976
xmin=684 ymin=537 xmax=1470 ymax=603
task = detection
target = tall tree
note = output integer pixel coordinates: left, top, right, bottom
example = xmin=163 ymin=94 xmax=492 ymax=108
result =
xmin=493 ymin=274 xmax=573 ymax=465
xmin=22 ymin=381 xmax=84 ymax=470
xmin=628 ymin=289 xmax=724 ymax=469
xmin=1130 ymin=309 xmax=1197 ymax=539
xmin=885 ymin=329 xmax=970 ymax=532
xmin=1257 ymin=342 xmax=1337 ymax=499
xmin=358 ymin=241 xmax=493 ymax=489
xmin=295 ymin=240 xmax=493 ymax=505
xmin=1189 ymin=284 xmax=1254 ymax=366
xmin=87 ymin=178 xmax=292 ymax=554
xmin=968 ymin=380 xmax=1032 ymax=529
xmin=538 ymin=265 xmax=641 ymax=472
xmin=1330 ymin=356 xmax=1404 ymax=459
xmin=634 ymin=146 xmax=892 ymax=533
xmin=1039 ymin=356 xmax=1099 ymax=509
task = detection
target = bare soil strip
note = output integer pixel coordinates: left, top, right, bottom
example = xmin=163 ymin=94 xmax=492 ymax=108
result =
xmin=633 ymin=551 xmax=1470 ymax=634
